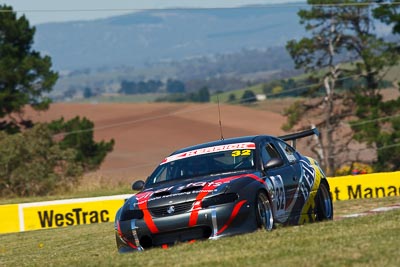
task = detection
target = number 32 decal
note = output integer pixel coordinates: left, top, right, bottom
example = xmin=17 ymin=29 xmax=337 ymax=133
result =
xmin=231 ymin=150 xmax=251 ymax=157
xmin=270 ymin=175 xmax=286 ymax=217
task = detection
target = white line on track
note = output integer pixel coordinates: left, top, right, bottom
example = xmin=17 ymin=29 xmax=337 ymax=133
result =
xmin=336 ymin=203 xmax=400 ymax=219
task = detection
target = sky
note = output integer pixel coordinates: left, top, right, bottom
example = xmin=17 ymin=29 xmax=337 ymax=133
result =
xmin=1 ymin=0 xmax=299 ymax=25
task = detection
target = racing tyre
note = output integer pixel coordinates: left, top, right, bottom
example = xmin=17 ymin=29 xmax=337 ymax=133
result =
xmin=315 ymin=179 xmax=333 ymax=221
xmin=256 ymin=191 xmax=274 ymax=231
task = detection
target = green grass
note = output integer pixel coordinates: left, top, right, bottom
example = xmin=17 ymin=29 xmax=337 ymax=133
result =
xmin=210 ymin=84 xmax=265 ymax=103
xmin=1 ymin=197 xmax=399 ymax=267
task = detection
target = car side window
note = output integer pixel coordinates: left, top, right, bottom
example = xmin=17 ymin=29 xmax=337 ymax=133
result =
xmin=151 ymin=166 xmax=168 ymax=183
xmin=261 ymin=142 xmax=281 ymax=165
xmin=277 ymin=140 xmax=298 ymax=163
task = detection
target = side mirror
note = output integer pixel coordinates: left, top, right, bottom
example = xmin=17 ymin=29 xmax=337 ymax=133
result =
xmin=132 ymin=180 xmax=145 ymax=191
xmin=264 ymin=158 xmax=284 ymax=170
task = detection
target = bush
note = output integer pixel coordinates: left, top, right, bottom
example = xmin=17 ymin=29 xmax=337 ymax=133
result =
xmin=0 ymin=124 xmax=83 ymax=197
xmin=335 ymin=162 xmax=373 ymax=176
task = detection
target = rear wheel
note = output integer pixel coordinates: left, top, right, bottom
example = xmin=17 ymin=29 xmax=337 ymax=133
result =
xmin=256 ymin=191 xmax=274 ymax=231
xmin=315 ymin=179 xmax=333 ymax=221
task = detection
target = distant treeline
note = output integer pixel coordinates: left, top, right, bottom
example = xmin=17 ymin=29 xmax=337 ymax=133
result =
xmin=78 ymin=70 xmax=393 ymax=104
xmin=155 ymin=87 xmax=210 ymax=103
xmin=56 ymin=46 xmax=302 ymax=101
xmin=69 ymin=45 xmax=393 ymax=102
xmin=118 ymin=79 xmax=187 ymax=94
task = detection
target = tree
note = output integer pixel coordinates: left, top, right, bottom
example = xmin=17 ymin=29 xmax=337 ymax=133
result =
xmin=373 ymin=1 xmax=400 ymax=35
xmin=263 ymin=80 xmax=281 ymax=97
xmin=286 ymin=0 xmax=354 ymax=175
xmin=83 ymin=87 xmax=93 ymax=98
xmin=347 ymin=2 xmax=400 ymax=172
xmin=146 ymin=79 xmax=163 ymax=93
xmin=48 ymin=117 xmax=115 ymax=171
xmin=190 ymin=87 xmax=210 ymax=102
xmin=0 ymin=5 xmax=58 ymax=133
xmin=351 ymin=85 xmax=400 ymax=171
xmin=366 ymin=1 xmax=400 ymax=171
xmin=119 ymin=80 xmax=137 ymax=94
xmin=285 ymin=0 xmax=398 ymax=175
xmin=197 ymin=87 xmax=210 ymax=102
xmin=0 ymin=6 xmax=115 ymax=196
xmin=240 ymin=90 xmax=257 ymax=104
xmin=227 ymin=93 xmax=236 ymax=103
xmin=166 ymin=79 xmax=185 ymax=93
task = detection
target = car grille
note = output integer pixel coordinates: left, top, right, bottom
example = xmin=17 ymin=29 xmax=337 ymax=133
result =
xmin=149 ymin=201 xmax=195 ymax=217
xmin=150 ymin=226 xmax=212 ymax=246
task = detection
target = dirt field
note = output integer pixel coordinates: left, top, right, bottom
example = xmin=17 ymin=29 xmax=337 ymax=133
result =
xmin=25 ymin=102 xmax=288 ymax=186
xmin=26 ymin=88 xmax=398 ymax=188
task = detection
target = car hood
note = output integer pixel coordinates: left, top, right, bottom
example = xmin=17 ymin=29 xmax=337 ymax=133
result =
xmin=130 ymin=171 xmax=262 ymax=209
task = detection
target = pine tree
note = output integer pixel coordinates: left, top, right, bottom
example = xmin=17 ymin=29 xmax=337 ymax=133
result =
xmin=0 ymin=5 xmax=58 ymax=133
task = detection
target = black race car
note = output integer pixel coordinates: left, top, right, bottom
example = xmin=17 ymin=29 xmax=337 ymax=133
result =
xmin=115 ymin=128 xmax=333 ymax=252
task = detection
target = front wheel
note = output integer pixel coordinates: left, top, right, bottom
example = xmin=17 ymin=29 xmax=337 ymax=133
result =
xmin=315 ymin=179 xmax=333 ymax=221
xmin=256 ymin=191 xmax=274 ymax=231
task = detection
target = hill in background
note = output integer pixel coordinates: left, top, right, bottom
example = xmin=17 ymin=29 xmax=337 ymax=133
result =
xmin=32 ymin=3 xmax=396 ymax=101
xmin=33 ymin=4 xmax=305 ymax=98
xmin=34 ymin=5 xmax=304 ymax=71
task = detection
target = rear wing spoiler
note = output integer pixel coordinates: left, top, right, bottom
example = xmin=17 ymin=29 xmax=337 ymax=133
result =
xmin=278 ymin=128 xmax=319 ymax=149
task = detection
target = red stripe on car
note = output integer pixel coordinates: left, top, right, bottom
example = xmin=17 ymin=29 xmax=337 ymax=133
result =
xmin=116 ymin=221 xmax=138 ymax=249
xmin=136 ymin=191 xmax=159 ymax=234
xmin=188 ymin=174 xmax=265 ymax=226
xmin=217 ymin=200 xmax=247 ymax=235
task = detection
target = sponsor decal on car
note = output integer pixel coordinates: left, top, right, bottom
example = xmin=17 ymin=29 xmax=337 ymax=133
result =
xmin=298 ymin=158 xmax=323 ymax=224
xmin=161 ymin=142 xmax=256 ymax=164
xmin=269 ymin=175 xmax=286 ymax=218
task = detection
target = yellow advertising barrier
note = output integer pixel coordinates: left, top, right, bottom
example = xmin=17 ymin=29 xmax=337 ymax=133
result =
xmin=327 ymin=171 xmax=400 ymax=201
xmin=20 ymin=196 xmax=129 ymax=231
xmin=0 ymin=194 xmax=132 ymax=235
xmin=1 ymin=172 xmax=399 ymax=235
xmin=0 ymin=204 xmax=19 ymax=234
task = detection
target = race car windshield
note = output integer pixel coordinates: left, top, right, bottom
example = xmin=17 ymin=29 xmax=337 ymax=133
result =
xmin=147 ymin=144 xmax=256 ymax=185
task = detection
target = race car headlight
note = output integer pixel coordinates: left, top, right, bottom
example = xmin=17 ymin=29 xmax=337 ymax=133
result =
xmin=120 ymin=209 xmax=144 ymax=221
xmin=201 ymin=193 xmax=238 ymax=208
xmin=119 ymin=200 xmax=144 ymax=221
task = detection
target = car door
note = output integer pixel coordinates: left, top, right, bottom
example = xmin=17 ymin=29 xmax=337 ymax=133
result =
xmin=260 ymin=138 xmax=302 ymax=223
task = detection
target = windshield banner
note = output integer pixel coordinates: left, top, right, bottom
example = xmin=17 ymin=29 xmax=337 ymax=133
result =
xmin=161 ymin=142 xmax=256 ymax=164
